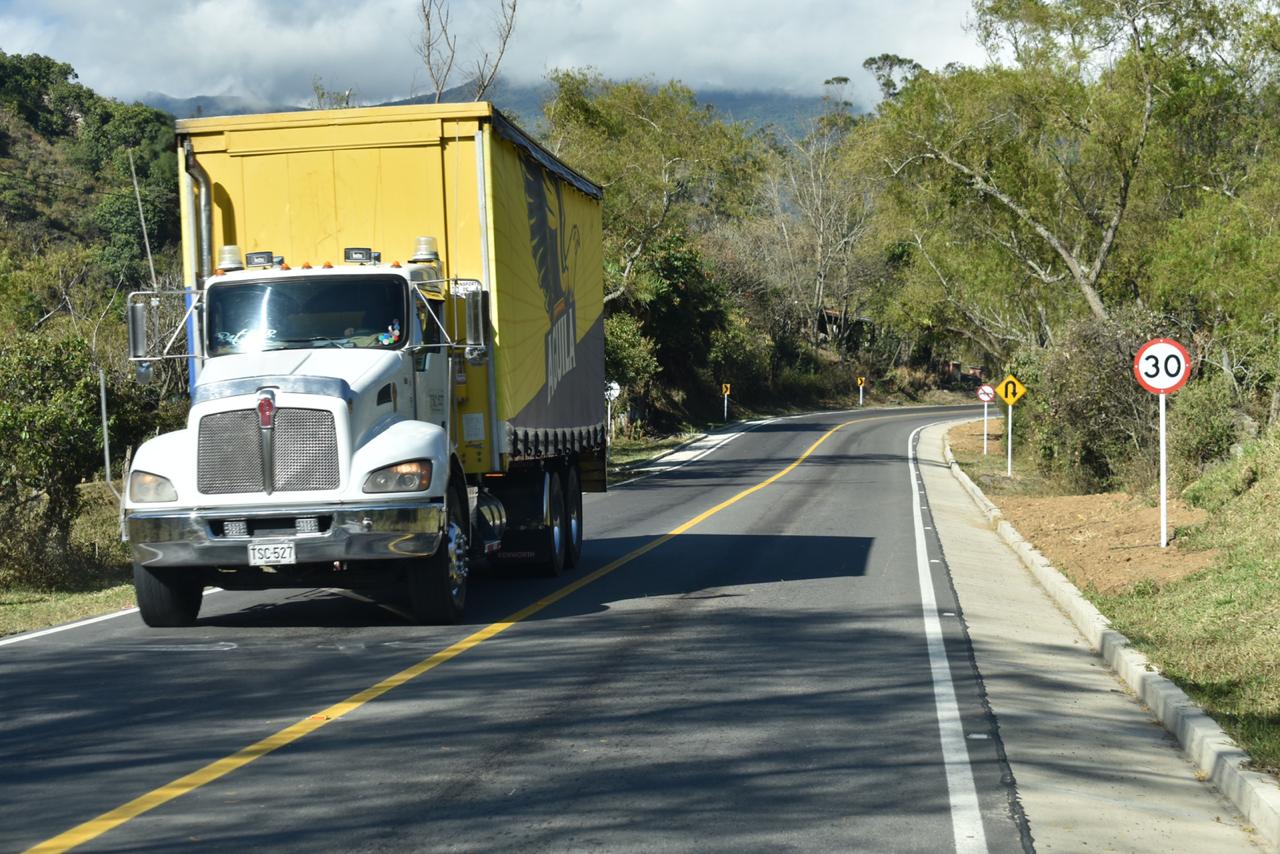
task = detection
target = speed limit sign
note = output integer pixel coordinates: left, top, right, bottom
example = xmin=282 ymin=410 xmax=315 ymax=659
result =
xmin=1133 ymin=338 xmax=1191 ymax=394
xmin=1134 ymin=337 xmax=1191 ymax=551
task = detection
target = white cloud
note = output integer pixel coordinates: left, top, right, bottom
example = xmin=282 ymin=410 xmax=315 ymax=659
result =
xmin=0 ymin=0 xmax=986 ymax=105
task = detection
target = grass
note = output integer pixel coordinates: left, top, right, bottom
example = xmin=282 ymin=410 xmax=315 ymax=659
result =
xmin=1098 ymin=435 xmax=1280 ymax=774
xmin=946 ymin=416 xmax=1067 ymax=498
xmin=607 ymin=432 xmax=697 ymax=483
xmin=953 ymin=417 xmax=1280 ymax=775
xmin=0 ymin=482 xmax=134 ymax=639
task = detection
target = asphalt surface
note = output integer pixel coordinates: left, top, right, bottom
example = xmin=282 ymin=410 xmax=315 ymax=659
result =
xmin=1 ymin=404 xmax=1034 ymax=853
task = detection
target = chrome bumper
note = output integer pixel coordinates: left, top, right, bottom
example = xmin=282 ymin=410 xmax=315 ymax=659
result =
xmin=126 ymin=501 xmax=445 ymax=568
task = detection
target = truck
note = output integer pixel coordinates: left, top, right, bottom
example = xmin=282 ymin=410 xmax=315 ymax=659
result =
xmin=122 ymin=103 xmax=606 ymax=627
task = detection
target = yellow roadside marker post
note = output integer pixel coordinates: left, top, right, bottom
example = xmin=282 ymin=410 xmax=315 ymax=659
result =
xmin=721 ymin=383 xmax=731 ymax=422
xmin=996 ymin=374 xmax=1027 ymax=477
xmin=857 ymin=375 xmax=865 ymax=406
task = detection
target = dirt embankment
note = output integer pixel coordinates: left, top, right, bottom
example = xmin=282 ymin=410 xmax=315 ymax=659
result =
xmin=947 ymin=420 xmax=1216 ymax=594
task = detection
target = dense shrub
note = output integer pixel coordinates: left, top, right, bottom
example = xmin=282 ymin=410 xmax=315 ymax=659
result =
xmin=0 ymin=336 xmax=103 ymax=586
xmin=1169 ymin=373 xmax=1239 ymax=487
xmin=884 ymin=365 xmax=934 ymax=399
xmin=1020 ymin=307 xmax=1166 ymax=492
xmin=604 ymin=312 xmax=659 ymax=397
xmin=708 ymin=311 xmax=771 ymax=402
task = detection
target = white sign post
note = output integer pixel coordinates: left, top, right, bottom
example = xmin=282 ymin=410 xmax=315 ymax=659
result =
xmin=1133 ymin=338 xmax=1191 ymax=548
xmin=996 ymin=374 xmax=1027 ymax=476
xmin=976 ymin=384 xmax=995 ymax=455
xmin=604 ymin=381 xmax=621 ymax=465
xmin=857 ymin=376 xmax=865 ymax=407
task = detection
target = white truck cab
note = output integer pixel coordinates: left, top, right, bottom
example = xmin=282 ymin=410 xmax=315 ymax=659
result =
xmin=125 ymin=246 xmax=482 ymax=626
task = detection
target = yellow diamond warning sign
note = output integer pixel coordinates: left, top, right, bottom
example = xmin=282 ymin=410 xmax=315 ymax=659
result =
xmin=996 ymin=374 xmax=1026 ymax=406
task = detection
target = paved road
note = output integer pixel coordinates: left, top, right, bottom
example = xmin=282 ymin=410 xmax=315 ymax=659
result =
xmin=4 ymin=405 xmax=1038 ymax=852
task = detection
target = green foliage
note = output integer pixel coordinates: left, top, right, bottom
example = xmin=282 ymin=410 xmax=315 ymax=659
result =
xmin=543 ymin=69 xmax=764 ymax=308
xmin=0 ymin=51 xmax=93 ymax=139
xmin=0 ymin=336 xmax=103 ymax=586
xmin=604 ymin=313 xmax=659 ymax=394
xmin=1021 ymin=307 xmax=1165 ymax=491
xmin=708 ymin=311 xmax=770 ymax=402
xmin=639 ymin=239 xmax=729 ymax=396
xmin=1183 ymin=441 xmax=1265 ymax=513
xmin=1169 ymin=374 xmax=1239 ymax=487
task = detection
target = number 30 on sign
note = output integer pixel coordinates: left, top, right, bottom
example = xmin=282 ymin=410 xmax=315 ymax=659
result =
xmin=1133 ymin=338 xmax=1191 ymax=394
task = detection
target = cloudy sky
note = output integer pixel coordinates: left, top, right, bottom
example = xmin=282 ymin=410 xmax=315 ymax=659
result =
xmin=0 ymin=0 xmax=987 ymax=106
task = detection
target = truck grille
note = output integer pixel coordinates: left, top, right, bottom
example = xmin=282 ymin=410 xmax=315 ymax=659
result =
xmin=274 ymin=409 xmax=340 ymax=491
xmin=197 ymin=408 xmax=339 ymax=494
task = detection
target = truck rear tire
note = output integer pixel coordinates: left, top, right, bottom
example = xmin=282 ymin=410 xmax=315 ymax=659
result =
xmin=541 ymin=470 xmax=568 ymax=576
xmin=565 ymin=465 xmax=583 ymax=568
xmin=409 ymin=485 xmax=469 ymax=624
xmin=133 ymin=564 xmax=203 ymax=627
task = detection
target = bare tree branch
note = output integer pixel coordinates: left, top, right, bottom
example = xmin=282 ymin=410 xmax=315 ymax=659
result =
xmin=416 ymin=0 xmax=458 ymax=103
xmin=471 ymin=0 xmax=517 ymax=100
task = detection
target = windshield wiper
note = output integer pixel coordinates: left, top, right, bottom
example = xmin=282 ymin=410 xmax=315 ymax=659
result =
xmin=269 ymin=336 xmax=351 ymax=348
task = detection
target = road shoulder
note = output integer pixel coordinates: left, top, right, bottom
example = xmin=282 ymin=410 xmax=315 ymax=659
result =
xmin=919 ymin=421 xmax=1263 ymax=853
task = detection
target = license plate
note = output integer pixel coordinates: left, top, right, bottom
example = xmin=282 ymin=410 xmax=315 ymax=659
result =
xmin=248 ymin=541 xmax=295 ymax=565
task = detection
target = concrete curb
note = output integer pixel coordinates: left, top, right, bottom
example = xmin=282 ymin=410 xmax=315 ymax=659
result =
xmin=939 ymin=427 xmax=1280 ymax=853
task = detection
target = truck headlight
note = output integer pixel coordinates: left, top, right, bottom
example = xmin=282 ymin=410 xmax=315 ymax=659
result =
xmin=363 ymin=460 xmax=432 ymax=493
xmin=130 ymin=471 xmax=177 ymax=503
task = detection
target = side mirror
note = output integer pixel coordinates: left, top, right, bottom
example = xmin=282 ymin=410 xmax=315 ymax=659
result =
xmin=134 ymin=362 xmax=154 ymax=385
xmin=128 ymin=301 xmax=148 ymax=359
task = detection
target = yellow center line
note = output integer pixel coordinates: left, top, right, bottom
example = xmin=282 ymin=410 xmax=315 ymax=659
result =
xmin=28 ymin=410 xmax=913 ymax=853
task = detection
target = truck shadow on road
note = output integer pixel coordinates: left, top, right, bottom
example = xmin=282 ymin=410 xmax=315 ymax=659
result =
xmin=191 ymin=531 xmax=877 ymax=629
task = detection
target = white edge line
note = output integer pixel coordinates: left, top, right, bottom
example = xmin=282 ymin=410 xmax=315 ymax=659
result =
xmin=611 ymin=418 xmax=780 ymax=487
xmin=909 ymin=423 xmax=989 ymax=854
xmin=0 ymin=588 xmax=224 ymax=649
xmin=611 ymin=403 xmax=979 ymax=489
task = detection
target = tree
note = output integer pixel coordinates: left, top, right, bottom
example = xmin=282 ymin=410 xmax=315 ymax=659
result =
xmin=862 ymin=54 xmax=922 ymax=102
xmin=762 ymin=106 xmax=877 ymax=348
xmin=0 ymin=336 xmax=103 ymax=580
xmin=416 ymin=0 xmax=517 ymax=102
xmin=542 ymin=70 xmax=763 ymax=307
xmin=876 ymin=1 xmax=1260 ymax=322
xmin=311 ymin=76 xmax=357 ymax=109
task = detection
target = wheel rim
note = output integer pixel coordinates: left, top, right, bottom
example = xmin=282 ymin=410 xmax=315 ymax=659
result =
xmin=550 ymin=507 xmax=563 ymax=556
xmin=568 ymin=494 xmax=581 ymax=551
xmin=446 ymin=516 xmax=469 ymax=604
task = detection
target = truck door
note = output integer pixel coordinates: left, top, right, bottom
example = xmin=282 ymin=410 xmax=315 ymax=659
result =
xmin=414 ymin=295 xmax=450 ymax=431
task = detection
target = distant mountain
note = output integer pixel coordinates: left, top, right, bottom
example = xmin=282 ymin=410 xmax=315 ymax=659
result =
xmin=138 ymin=82 xmax=844 ymax=138
xmin=138 ymin=92 xmax=303 ymax=119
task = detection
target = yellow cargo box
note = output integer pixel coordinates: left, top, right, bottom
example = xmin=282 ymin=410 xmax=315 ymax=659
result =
xmin=176 ymin=104 xmax=605 ymax=478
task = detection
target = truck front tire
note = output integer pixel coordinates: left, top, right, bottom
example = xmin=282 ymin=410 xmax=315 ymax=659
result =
xmin=409 ymin=485 xmax=469 ymax=624
xmin=133 ymin=564 xmax=204 ymax=627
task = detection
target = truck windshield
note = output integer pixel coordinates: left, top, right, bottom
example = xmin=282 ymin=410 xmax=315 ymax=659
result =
xmin=204 ymin=275 xmax=408 ymax=356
